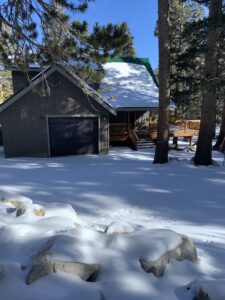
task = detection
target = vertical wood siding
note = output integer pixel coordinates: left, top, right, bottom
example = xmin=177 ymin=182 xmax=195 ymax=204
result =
xmin=12 ymin=70 xmax=40 ymax=93
xmin=1 ymin=71 xmax=110 ymax=157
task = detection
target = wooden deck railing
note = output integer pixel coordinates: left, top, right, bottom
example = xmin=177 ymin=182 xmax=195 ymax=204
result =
xmin=109 ymin=123 xmax=138 ymax=150
xmin=109 ymin=119 xmax=200 ymax=150
xmin=128 ymin=126 xmax=139 ymax=150
xmin=109 ymin=123 xmax=129 ymax=141
xmin=174 ymin=119 xmax=200 ymax=132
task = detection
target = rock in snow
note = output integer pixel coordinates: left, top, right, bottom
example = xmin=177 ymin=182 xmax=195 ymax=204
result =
xmin=26 ymin=252 xmax=100 ymax=284
xmin=27 ymin=226 xmax=197 ymax=284
xmin=0 ymin=193 xmax=199 ymax=300
xmin=105 ymin=221 xmax=141 ymax=234
xmin=139 ymin=234 xmax=197 ymax=277
xmin=16 ymin=202 xmax=45 ymax=217
xmin=0 ymin=194 xmax=33 ymax=208
xmin=190 ymin=279 xmax=225 ymax=300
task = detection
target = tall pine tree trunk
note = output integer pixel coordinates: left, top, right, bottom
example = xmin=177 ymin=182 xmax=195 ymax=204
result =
xmin=154 ymin=0 xmax=170 ymax=164
xmin=194 ymin=0 xmax=222 ymax=165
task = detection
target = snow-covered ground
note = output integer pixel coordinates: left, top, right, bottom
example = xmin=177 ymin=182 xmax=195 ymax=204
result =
xmin=0 ymin=143 xmax=225 ymax=300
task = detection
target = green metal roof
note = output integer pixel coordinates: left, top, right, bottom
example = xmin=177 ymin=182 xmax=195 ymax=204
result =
xmin=108 ymin=57 xmax=158 ymax=87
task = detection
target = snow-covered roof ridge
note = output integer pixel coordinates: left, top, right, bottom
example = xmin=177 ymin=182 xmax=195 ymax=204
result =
xmin=100 ymin=57 xmax=159 ymax=110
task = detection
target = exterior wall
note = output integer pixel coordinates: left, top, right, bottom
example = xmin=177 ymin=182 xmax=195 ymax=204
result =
xmin=12 ymin=70 xmax=42 ymax=93
xmin=110 ymin=109 xmax=158 ymax=130
xmin=110 ymin=111 xmax=128 ymax=124
xmin=1 ymin=70 xmax=110 ymax=157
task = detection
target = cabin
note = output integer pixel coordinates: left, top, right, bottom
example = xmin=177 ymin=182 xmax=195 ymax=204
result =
xmin=100 ymin=57 xmax=200 ymax=150
xmin=100 ymin=57 xmax=159 ymax=149
xmin=0 ymin=64 xmax=115 ymax=157
xmin=0 ymin=59 xmax=200 ymax=157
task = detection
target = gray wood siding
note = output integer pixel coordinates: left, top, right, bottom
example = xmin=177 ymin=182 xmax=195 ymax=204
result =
xmin=0 ymin=126 xmax=3 ymax=146
xmin=12 ymin=70 xmax=40 ymax=93
xmin=1 ymin=70 xmax=110 ymax=157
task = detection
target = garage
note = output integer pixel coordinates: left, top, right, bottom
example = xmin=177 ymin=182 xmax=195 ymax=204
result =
xmin=0 ymin=64 xmax=116 ymax=157
xmin=48 ymin=116 xmax=99 ymax=156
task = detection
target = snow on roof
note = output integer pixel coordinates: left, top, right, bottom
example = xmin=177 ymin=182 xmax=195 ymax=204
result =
xmin=100 ymin=61 xmax=159 ymax=110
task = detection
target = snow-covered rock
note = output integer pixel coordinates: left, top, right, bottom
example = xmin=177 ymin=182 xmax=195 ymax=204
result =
xmin=0 ymin=197 xmax=84 ymax=269
xmin=105 ymin=221 xmax=141 ymax=234
xmin=26 ymin=251 xmax=100 ymax=284
xmin=139 ymin=234 xmax=197 ymax=277
xmin=43 ymin=203 xmax=85 ymax=227
xmin=0 ymin=262 xmax=101 ymax=300
xmin=26 ymin=227 xmax=197 ymax=283
xmin=191 ymin=279 xmax=225 ymax=300
xmin=0 ymin=194 xmax=33 ymax=208
xmin=49 ymin=228 xmax=184 ymax=266
xmin=16 ymin=202 xmax=45 ymax=218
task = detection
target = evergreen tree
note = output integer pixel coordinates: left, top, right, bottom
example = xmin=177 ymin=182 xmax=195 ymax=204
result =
xmin=0 ymin=69 xmax=13 ymax=103
xmin=0 ymin=0 xmax=135 ymax=81
xmin=154 ymin=0 xmax=171 ymax=164
xmin=194 ymin=0 xmax=223 ymax=165
xmin=155 ymin=0 xmax=205 ymax=118
xmin=169 ymin=0 xmax=205 ymax=118
xmin=213 ymin=1 xmax=225 ymax=151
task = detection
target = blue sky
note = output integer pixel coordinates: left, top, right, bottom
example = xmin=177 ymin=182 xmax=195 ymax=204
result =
xmin=76 ymin=0 xmax=158 ymax=69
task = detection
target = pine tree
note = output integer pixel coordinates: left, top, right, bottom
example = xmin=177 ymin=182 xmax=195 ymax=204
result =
xmin=0 ymin=69 xmax=13 ymax=103
xmin=169 ymin=0 xmax=205 ymax=118
xmin=194 ymin=0 xmax=223 ymax=165
xmin=0 ymin=0 xmax=135 ymax=79
xmin=154 ymin=0 xmax=205 ymax=118
xmin=213 ymin=1 xmax=225 ymax=151
xmin=154 ymin=0 xmax=171 ymax=164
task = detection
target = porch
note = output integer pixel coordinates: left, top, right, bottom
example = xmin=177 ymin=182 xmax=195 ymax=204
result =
xmin=109 ymin=119 xmax=200 ymax=150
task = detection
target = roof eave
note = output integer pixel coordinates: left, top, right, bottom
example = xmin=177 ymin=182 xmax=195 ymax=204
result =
xmin=115 ymin=107 xmax=158 ymax=112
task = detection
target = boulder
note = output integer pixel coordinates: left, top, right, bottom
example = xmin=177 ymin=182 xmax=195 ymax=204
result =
xmin=33 ymin=208 xmax=45 ymax=217
xmin=189 ymin=279 xmax=225 ymax=300
xmin=10 ymin=200 xmax=21 ymax=208
xmin=194 ymin=289 xmax=210 ymax=300
xmin=54 ymin=261 xmax=100 ymax=282
xmin=26 ymin=251 xmax=100 ymax=285
xmin=105 ymin=221 xmax=139 ymax=235
xmin=26 ymin=252 xmax=54 ymax=284
xmin=139 ymin=234 xmax=197 ymax=277
xmin=0 ymin=195 xmax=33 ymax=208
xmin=170 ymin=234 xmax=197 ymax=262
xmin=16 ymin=202 xmax=45 ymax=217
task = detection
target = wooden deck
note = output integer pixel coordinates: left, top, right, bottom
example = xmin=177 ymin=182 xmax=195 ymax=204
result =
xmin=109 ymin=123 xmax=138 ymax=150
xmin=110 ymin=119 xmax=200 ymax=150
xmin=149 ymin=119 xmax=200 ymax=147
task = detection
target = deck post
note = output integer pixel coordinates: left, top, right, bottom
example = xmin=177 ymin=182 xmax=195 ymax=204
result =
xmin=173 ymin=137 xmax=178 ymax=149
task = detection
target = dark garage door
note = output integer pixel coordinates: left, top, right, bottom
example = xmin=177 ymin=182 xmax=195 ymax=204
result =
xmin=48 ymin=117 xmax=99 ymax=156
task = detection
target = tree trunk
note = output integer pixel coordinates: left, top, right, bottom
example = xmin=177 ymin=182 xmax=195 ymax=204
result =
xmin=194 ymin=0 xmax=222 ymax=166
xmin=213 ymin=97 xmax=225 ymax=151
xmin=154 ymin=0 xmax=170 ymax=164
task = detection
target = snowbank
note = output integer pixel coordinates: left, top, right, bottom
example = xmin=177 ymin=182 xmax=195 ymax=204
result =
xmin=191 ymin=279 xmax=225 ymax=300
